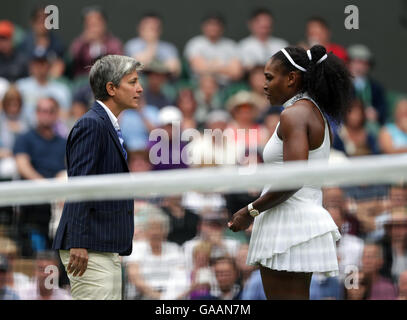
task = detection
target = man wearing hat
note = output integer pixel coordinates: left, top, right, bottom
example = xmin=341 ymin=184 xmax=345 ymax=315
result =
xmin=142 ymin=59 xmax=173 ymax=109
xmin=226 ymin=90 xmax=269 ymax=153
xmin=348 ymin=44 xmax=388 ymax=128
xmin=0 ymin=20 xmax=29 ymax=81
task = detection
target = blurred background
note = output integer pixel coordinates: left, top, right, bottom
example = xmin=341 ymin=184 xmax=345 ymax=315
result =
xmin=0 ymin=0 xmax=406 ymax=300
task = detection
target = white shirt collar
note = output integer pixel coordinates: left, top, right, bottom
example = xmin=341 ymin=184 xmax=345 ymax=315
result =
xmin=96 ymin=100 xmax=120 ymax=130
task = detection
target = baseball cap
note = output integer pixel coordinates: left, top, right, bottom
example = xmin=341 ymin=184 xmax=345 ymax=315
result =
xmin=0 ymin=20 xmax=14 ymax=38
xmin=0 ymin=254 xmax=9 ymax=272
xmin=348 ymin=44 xmax=372 ymax=62
xmin=30 ymin=48 xmax=52 ymax=62
xmin=158 ymin=106 xmax=183 ymax=126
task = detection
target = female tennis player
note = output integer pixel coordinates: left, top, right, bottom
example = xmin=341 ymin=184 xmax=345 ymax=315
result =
xmin=228 ymin=45 xmax=353 ymax=299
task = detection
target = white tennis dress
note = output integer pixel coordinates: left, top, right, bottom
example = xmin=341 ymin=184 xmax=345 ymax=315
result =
xmin=246 ymin=92 xmax=341 ymax=276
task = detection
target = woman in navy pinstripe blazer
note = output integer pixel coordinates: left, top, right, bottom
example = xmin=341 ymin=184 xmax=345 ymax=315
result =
xmin=52 ymin=55 xmax=143 ymax=300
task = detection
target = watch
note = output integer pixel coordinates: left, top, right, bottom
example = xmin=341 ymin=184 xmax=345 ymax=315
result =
xmin=247 ymin=203 xmax=260 ymax=218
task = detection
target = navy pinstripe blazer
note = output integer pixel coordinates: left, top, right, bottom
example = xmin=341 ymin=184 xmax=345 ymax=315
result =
xmin=52 ymin=102 xmax=134 ymax=256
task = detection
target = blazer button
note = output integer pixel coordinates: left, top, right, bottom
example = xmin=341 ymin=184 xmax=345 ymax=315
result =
xmin=128 ymin=210 xmax=132 ymax=215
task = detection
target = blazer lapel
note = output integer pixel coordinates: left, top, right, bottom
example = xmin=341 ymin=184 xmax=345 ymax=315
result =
xmin=91 ymin=102 xmax=129 ymax=171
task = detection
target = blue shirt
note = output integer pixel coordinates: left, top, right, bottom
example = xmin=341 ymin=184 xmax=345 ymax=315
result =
xmin=385 ymin=123 xmax=407 ymax=148
xmin=13 ymin=129 xmax=66 ymax=178
xmin=310 ymin=274 xmax=343 ymax=300
xmin=124 ymin=38 xmax=179 ymax=62
xmin=119 ymin=105 xmax=160 ymax=151
xmin=240 ymin=269 xmax=266 ymax=300
xmin=0 ymin=286 xmax=20 ymax=300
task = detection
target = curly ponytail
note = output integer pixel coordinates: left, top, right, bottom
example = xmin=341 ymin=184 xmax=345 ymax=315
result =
xmin=272 ymin=45 xmax=353 ymax=123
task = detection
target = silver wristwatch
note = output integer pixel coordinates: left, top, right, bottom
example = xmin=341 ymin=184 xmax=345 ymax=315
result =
xmin=248 ymin=203 xmax=260 ymax=218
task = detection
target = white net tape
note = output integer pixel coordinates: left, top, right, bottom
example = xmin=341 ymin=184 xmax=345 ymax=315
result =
xmin=0 ymin=154 xmax=406 ymax=206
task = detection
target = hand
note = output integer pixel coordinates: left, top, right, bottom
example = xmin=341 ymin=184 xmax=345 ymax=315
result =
xmin=228 ymin=207 xmax=254 ymax=232
xmin=67 ymin=248 xmax=88 ymax=277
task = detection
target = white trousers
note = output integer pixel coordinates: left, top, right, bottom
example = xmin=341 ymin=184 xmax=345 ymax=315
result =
xmin=59 ymin=249 xmax=122 ymax=300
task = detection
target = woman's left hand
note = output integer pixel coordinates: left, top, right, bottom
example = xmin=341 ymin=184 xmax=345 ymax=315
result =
xmin=228 ymin=207 xmax=254 ymax=232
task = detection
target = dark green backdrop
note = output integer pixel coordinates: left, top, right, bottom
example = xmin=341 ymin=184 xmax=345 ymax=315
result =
xmin=2 ymin=0 xmax=407 ymax=93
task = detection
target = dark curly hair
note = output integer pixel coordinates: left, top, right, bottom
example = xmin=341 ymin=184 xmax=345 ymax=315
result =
xmin=272 ymin=45 xmax=353 ymax=123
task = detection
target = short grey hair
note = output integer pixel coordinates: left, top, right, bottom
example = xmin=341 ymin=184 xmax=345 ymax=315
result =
xmin=89 ymin=55 xmax=142 ymax=101
xmin=145 ymin=206 xmax=170 ymax=236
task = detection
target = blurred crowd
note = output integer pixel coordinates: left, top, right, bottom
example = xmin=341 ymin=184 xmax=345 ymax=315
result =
xmin=0 ymin=5 xmax=407 ymax=300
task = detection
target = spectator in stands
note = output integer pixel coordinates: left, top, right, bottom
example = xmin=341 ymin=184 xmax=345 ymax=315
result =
xmin=128 ymin=149 xmax=152 ymax=173
xmin=347 ymin=44 xmax=387 ymax=132
xmin=299 ymin=17 xmax=348 ymax=62
xmin=325 ymin=198 xmax=364 ymax=279
xmin=234 ymin=243 xmax=256 ymax=288
xmin=184 ymin=13 xmax=243 ymax=86
xmin=240 ymin=268 xmax=266 ymax=300
xmin=310 ymin=190 xmax=365 ymax=300
xmin=0 ymin=86 xmax=27 ymax=181
xmin=124 ymin=12 xmax=181 ymax=77
xmin=119 ymin=96 xmax=160 ymax=152
xmin=398 ymin=270 xmax=407 ymax=299
xmin=142 ymin=60 xmax=173 ymax=109
xmin=0 ymin=237 xmax=31 ymax=296
xmin=186 ymin=109 xmax=237 ymax=168
xmin=379 ymin=99 xmax=407 ymax=154
xmin=323 ymin=187 xmax=360 ymax=236
xmin=361 ymin=242 xmax=398 ymax=299
xmin=147 ymin=105 xmax=189 ymax=170
xmin=310 ymin=273 xmax=343 ymax=300
xmin=212 ymin=256 xmax=242 ymax=300
xmin=183 ymin=212 xmax=241 ymax=273
xmin=65 ymin=83 xmax=94 ymax=130
xmin=123 ymin=206 xmax=188 ymax=299
xmin=0 ymin=86 xmax=29 ymax=151
xmin=19 ymin=5 xmax=66 ymax=79
xmin=384 ymin=210 xmax=407 ymax=282
xmin=0 ymin=140 xmax=16 ymax=181
xmin=180 ymin=241 xmax=217 ymax=300
xmin=70 ymin=6 xmax=123 ymax=78
xmin=176 ymin=88 xmax=198 ymax=129
xmin=13 ymin=97 xmax=66 ymax=257
xmin=0 ymin=20 xmax=29 ymax=81
xmin=344 ymin=270 xmax=371 ymax=300
xmin=238 ymin=8 xmax=289 ymax=70
xmin=226 ymin=90 xmax=269 ymax=151
xmin=333 ymin=98 xmax=380 ymax=157
xmin=193 ymin=74 xmax=223 ymax=124
xmin=160 ymin=196 xmax=200 ymax=246
xmin=18 ymin=251 xmax=71 ymax=300
xmin=0 ymin=254 xmax=20 ymax=300
xmin=247 ymin=65 xmax=271 ymax=113
xmin=16 ymin=51 xmax=72 ymax=123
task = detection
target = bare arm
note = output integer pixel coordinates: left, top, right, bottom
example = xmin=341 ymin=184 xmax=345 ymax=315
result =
xmin=189 ymin=56 xmax=243 ymax=80
xmin=379 ymin=128 xmax=407 ymax=154
xmin=228 ymin=106 xmax=310 ymax=232
xmin=127 ymin=262 xmax=162 ymax=299
xmin=15 ymin=153 xmax=44 ymax=180
xmin=0 ymin=148 xmax=12 ymax=158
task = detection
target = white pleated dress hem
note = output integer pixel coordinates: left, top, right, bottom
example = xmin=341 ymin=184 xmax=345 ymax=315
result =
xmin=246 ymin=190 xmax=342 ymax=277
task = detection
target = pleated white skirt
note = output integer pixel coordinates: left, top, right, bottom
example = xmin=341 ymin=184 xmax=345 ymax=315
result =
xmin=247 ymin=189 xmax=341 ymax=277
